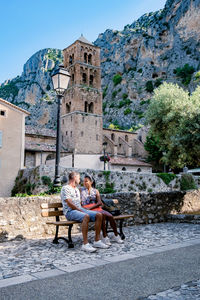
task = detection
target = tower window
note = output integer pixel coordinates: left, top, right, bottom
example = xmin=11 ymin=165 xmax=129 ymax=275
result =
xmin=111 ymin=133 xmax=115 ymax=141
xmin=71 ymin=116 xmax=73 ymax=121
xmin=122 ymin=167 xmax=126 ymax=171
xmin=82 ymin=73 xmax=87 ymax=84
xmin=96 ymin=134 xmax=98 ymax=141
xmin=84 ymin=53 xmax=87 ymax=63
xmin=66 ymin=131 xmax=68 ymax=135
xmin=62 ymin=135 xmax=64 ymax=142
xmin=66 ymin=104 xmax=70 ymax=113
xmin=72 ymin=74 xmax=74 ymax=83
xmin=70 ymin=131 xmax=72 ymax=137
xmin=88 ymin=54 xmax=92 ymax=64
xmin=89 ymin=75 xmax=93 ymax=86
xmin=84 ymin=101 xmax=88 ymax=112
xmin=88 ymin=102 xmax=94 ymax=113
xmin=81 ymin=131 xmax=84 ymax=137
xmin=125 ymin=135 xmax=128 ymax=142
xmin=95 ymin=120 xmax=97 ymax=125
xmin=137 ymin=168 xmax=142 ymax=172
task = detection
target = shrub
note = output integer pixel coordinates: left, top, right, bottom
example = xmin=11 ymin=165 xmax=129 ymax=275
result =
xmin=156 ymin=173 xmax=176 ymax=185
xmin=146 ymin=81 xmax=154 ymax=93
xmin=154 ymin=78 xmax=163 ymax=88
xmin=173 ymin=64 xmax=195 ymax=85
xmin=112 ymin=74 xmax=122 ymax=86
xmin=122 ymin=93 xmax=128 ymax=100
xmin=41 ymin=175 xmax=52 ymax=186
xmin=124 ymin=108 xmax=132 ymax=115
xmin=112 ymin=91 xmax=117 ymax=98
xmin=138 ymin=68 xmax=143 ymax=73
xmin=103 ymin=102 xmax=107 ymax=111
xmin=103 ymin=85 xmax=108 ymax=98
xmin=180 ymin=174 xmax=197 ymax=191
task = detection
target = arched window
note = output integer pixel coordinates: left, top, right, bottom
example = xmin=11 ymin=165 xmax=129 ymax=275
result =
xmin=82 ymin=73 xmax=87 ymax=84
xmin=122 ymin=167 xmax=126 ymax=171
xmin=84 ymin=53 xmax=87 ymax=63
xmin=84 ymin=101 xmax=88 ymax=112
xmin=69 ymin=55 xmax=73 ymax=65
xmin=137 ymin=168 xmax=142 ymax=172
xmin=88 ymin=102 xmax=94 ymax=113
xmin=88 ymin=54 xmax=92 ymax=64
xmin=111 ymin=133 xmax=115 ymax=141
xmin=125 ymin=135 xmax=128 ymax=142
xmin=89 ymin=75 xmax=93 ymax=86
xmin=66 ymin=103 xmax=70 ymax=113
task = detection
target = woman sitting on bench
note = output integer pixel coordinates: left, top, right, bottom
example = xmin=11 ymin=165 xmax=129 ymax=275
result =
xmin=80 ymin=174 xmax=123 ymax=245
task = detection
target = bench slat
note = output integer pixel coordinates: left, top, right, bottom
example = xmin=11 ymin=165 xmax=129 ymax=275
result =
xmin=114 ymin=214 xmax=134 ymax=220
xmin=41 ymin=203 xmax=63 ymax=209
xmin=46 ymin=221 xmax=78 ymax=225
xmin=41 ymin=210 xmax=63 ymax=217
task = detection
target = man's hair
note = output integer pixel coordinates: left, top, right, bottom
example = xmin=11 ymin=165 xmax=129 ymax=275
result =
xmin=69 ymin=171 xmax=79 ymax=181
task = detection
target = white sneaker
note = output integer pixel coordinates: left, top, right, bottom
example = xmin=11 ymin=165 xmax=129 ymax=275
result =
xmin=110 ymin=234 xmax=124 ymax=244
xmin=102 ymin=236 xmax=112 ymax=246
xmin=93 ymin=240 xmax=109 ymax=249
xmin=81 ymin=243 xmax=97 ymax=253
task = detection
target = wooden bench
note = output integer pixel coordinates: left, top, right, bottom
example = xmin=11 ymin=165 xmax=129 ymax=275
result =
xmin=41 ymin=202 xmax=134 ymax=248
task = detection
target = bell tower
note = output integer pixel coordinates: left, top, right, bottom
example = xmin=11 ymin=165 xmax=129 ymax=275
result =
xmin=61 ymin=35 xmax=103 ymax=154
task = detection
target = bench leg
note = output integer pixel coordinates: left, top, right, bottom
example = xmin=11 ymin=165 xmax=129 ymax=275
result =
xmin=119 ymin=220 xmax=125 ymax=240
xmin=53 ymin=225 xmax=59 ymax=244
xmin=68 ymin=224 xmax=74 ymax=248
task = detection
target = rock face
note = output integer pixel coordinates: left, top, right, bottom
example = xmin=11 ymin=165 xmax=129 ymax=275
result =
xmin=0 ymin=0 xmax=200 ymax=129
xmin=0 ymin=49 xmax=63 ymax=128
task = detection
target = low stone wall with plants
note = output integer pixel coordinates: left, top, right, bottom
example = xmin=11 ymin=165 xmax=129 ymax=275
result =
xmin=0 ymin=190 xmax=200 ymax=241
xmin=11 ymin=165 xmax=200 ymax=196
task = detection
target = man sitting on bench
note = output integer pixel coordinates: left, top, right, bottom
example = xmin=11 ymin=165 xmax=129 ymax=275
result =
xmin=61 ymin=171 xmax=108 ymax=252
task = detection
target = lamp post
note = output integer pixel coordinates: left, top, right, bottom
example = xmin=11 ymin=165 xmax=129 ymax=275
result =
xmin=102 ymin=141 xmax=107 ymax=170
xmin=51 ymin=65 xmax=71 ymax=187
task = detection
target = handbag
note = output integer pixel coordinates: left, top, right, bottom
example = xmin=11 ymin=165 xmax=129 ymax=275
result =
xmin=101 ymin=198 xmax=121 ymax=216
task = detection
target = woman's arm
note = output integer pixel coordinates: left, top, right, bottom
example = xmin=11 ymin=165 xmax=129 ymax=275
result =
xmin=87 ymin=189 xmax=103 ymax=210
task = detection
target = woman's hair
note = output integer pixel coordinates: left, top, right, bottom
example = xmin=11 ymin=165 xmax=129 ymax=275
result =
xmin=84 ymin=174 xmax=96 ymax=188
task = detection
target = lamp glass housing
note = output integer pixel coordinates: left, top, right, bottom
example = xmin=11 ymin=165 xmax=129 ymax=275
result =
xmin=51 ymin=67 xmax=71 ymax=95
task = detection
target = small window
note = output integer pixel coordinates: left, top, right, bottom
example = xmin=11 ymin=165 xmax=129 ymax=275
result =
xmin=71 ymin=116 xmax=73 ymax=121
xmin=70 ymin=131 xmax=72 ymax=137
xmin=111 ymin=133 xmax=115 ymax=141
xmin=66 ymin=131 xmax=68 ymax=135
xmin=0 ymin=110 xmax=6 ymax=117
xmin=81 ymin=131 xmax=84 ymax=137
xmin=62 ymin=119 xmax=64 ymax=125
xmin=96 ymin=135 xmax=98 ymax=141
xmin=122 ymin=167 xmax=126 ymax=171
xmin=82 ymin=117 xmax=84 ymax=123
xmin=0 ymin=131 xmax=2 ymax=148
xmin=125 ymin=135 xmax=128 ymax=142
xmin=95 ymin=120 xmax=97 ymax=125
xmin=137 ymin=168 xmax=142 ymax=172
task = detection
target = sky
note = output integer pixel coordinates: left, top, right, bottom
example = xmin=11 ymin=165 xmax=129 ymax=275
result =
xmin=0 ymin=0 xmax=166 ymax=83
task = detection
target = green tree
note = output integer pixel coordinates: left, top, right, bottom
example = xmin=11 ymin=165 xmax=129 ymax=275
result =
xmin=145 ymin=83 xmax=200 ymax=168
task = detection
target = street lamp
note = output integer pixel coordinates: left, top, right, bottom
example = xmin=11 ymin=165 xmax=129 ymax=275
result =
xmin=102 ymin=141 xmax=107 ymax=171
xmin=51 ymin=65 xmax=71 ymax=187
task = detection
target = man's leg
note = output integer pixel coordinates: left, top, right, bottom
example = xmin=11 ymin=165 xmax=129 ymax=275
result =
xmin=81 ymin=214 xmax=90 ymax=245
xmin=94 ymin=213 xmax=102 ymax=242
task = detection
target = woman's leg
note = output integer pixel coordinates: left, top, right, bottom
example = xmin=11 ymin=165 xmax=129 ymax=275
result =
xmin=101 ymin=214 xmax=107 ymax=238
xmin=101 ymin=210 xmax=118 ymax=236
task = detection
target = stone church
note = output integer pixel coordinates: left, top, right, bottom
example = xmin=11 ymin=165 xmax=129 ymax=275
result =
xmin=25 ymin=36 xmax=152 ymax=173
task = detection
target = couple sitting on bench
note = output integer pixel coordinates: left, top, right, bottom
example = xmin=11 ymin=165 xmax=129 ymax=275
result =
xmin=61 ymin=171 xmax=123 ymax=252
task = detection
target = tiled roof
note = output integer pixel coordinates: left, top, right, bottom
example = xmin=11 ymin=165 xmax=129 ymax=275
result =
xmin=0 ymin=98 xmax=30 ymax=115
xmin=77 ymin=35 xmax=93 ymax=45
xmin=25 ymin=141 xmax=68 ymax=152
xmin=25 ymin=126 xmax=56 ymax=138
xmin=25 ymin=141 xmax=56 ymax=152
xmin=110 ymin=157 xmax=152 ymax=167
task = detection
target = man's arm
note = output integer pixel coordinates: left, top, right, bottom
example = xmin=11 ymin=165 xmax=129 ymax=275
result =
xmin=65 ymin=198 xmax=84 ymax=212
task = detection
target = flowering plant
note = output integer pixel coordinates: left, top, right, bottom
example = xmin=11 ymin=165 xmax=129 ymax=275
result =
xmin=99 ymin=154 xmax=110 ymax=163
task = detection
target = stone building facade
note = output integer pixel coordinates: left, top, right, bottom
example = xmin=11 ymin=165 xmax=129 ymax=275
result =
xmin=0 ymin=98 xmax=29 ymax=196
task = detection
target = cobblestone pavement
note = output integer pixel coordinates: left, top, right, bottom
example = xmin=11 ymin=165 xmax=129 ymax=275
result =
xmin=0 ymin=222 xmax=200 ymax=298
xmin=141 ymin=279 xmax=200 ymax=300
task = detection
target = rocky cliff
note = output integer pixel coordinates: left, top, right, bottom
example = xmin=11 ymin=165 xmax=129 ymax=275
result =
xmin=0 ymin=0 xmax=200 ymax=129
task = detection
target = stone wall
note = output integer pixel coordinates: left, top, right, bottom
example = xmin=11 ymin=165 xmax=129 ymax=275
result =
xmin=1 ymin=190 xmax=200 ymax=241
xmin=11 ymin=165 xmax=194 ymax=196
